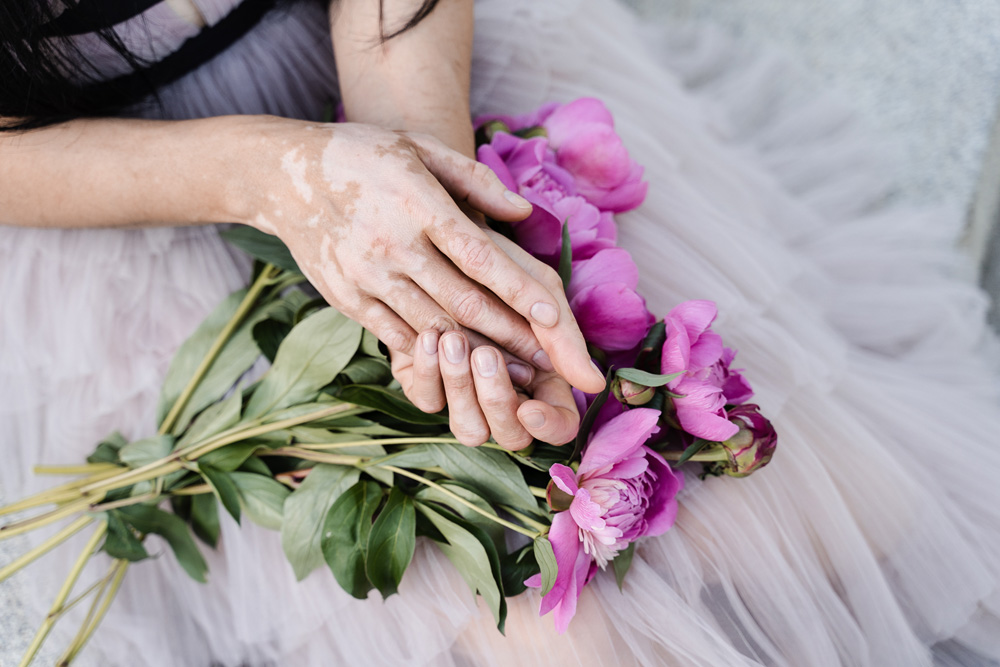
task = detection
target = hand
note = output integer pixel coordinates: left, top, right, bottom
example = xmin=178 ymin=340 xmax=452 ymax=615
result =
xmin=391 ymin=331 xmax=580 ymax=449
xmin=235 ymin=117 xmax=605 ymax=394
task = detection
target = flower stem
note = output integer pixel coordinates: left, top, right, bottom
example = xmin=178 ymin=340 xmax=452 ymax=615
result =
xmin=33 ymin=464 xmax=121 ymax=476
xmin=0 ymin=516 xmax=92 ymax=584
xmin=295 ymin=436 xmax=463 ymax=450
xmin=57 ymin=559 xmax=128 ymax=665
xmin=0 ymin=497 xmax=98 ymax=541
xmin=0 ymin=469 xmax=123 ymax=518
xmin=529 ymin=486 xmax=548 ymax=499
xmin=379 ymin=465 xmax=541 ymax=539
xmin=18 ymin=522 xmax=107 ymax=667
xmin=501 ymin=506 xmax=549 ymax=535
xmin=158 ymin=263 xmax=279 ymax=436
xmin=262 ymin=448 xmax=363 ymax=467
xmin=170 ymin=484 xmax=212 ymax=497
xmin=658 ymin=450 xmax=730 ymax=462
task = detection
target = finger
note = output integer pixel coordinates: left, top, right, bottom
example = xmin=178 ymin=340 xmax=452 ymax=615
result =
xmin=470 ymin=347 xmax=534 ymax=451
xmin=438 ymin=332 xmax=491 ymax=447
xmin=407 ymin=132 xmax=533 ymax=223
xmin=409 ymin=255 xmax=547 ymax=370
xmin=354 ymin=297 xmax=418 ymax=357
xmin=424 ymin=215 xmax=569 ymax=336
xmin=487 ymin=232 xmax=606 ymax=394
xmin=517 ymin=373 xmax=581 ymax=446
xmin=374 ymin=272 xmax=537 ymax=386
xmin=464 ymin=329 xmax=534 ymax=387
xmin=408 ymin=331 xmax=446 ymax=413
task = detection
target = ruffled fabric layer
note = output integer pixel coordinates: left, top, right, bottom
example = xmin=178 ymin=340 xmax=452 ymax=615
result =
xmin=2 ymin=0 xmax=1000 ymax=665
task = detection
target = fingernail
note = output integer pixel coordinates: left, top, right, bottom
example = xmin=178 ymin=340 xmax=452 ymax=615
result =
xmin=504 ymin=189 xmax=533 ymax=209
xmin=473 ymin=348 xmax=499 ymax=377
xmin=590 ymin=360 xmax=606 ymax=383
xmin=522 ymin=411 xmax=545 ymax=428
xmin=532 ymin=349 xmax=555 ymax=372
xmin=530 ymin=302 xmax=559 ymax=328
xmin=421 ymin=331 xmax=438 ymax=356
xmin=442 ymin=333 xmax=466 ymax=364
xmin=507 ymin=363 xmax=533 ymax=386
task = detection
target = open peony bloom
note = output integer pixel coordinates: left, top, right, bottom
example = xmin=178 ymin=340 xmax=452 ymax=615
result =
xmin=477 ymin=133 xmax=615 ymax=262
xmin=662 ymin=300 xmax=753 ymax=442
xmin=527 ymin=409 xmax=683 ymax=632
xmin=567 ymin=248 xmax=654 ymax=351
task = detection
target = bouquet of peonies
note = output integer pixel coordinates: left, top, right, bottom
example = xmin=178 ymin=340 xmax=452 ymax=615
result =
xmin=0 ymin=98 xmax=776 ymax=663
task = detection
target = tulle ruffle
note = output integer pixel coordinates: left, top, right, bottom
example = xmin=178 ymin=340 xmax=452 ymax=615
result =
xmin=2 ymin=0 xmax=1000 ymax=665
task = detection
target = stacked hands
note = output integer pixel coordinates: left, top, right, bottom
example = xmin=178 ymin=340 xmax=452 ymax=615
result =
xmin=237 ymin=100 xmax=641 ymax=450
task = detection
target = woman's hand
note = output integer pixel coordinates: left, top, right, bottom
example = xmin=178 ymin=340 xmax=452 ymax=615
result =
xmin=235 ymin=116 xmax=605 ymax=393
xmin=391 ymin=332 xmax=580 ymax=449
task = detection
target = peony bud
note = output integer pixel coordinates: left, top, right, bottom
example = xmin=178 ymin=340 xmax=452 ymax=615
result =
xmin=546 ymin=478 xmax=574 ymax=512
xmin=718 ymin=404 xmax=777 ymax=477
xmin=612 ymin=377 xmax=655 ymax=406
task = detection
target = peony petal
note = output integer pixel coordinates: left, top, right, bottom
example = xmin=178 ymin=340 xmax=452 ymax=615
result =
xmin=538 ymin=511 xmax=584 ymax=617
xmin=549 ymin=463 xmax=579 ymax=497
xmin=570 ymin=284 xmax=653 ymax=351
xmin=688 ymin=330 xmax=723 ymax=371
xmin=640 ymin=448 xmax=684 ymax=537
xmin=476 ymin=144 xmax=518 ymax=192
xmin=545 ymin=97 xmax=615 ymax=147
xmin=662 ymin=315 xmax=692 ymax=378
xmin=579 ymin=408 xmax=661 ymax=476
xmin=556 ymin=125 xmax=633 ymax=189
xmin=578 ymin=174 xmax=648 ymax=213
xmin=568 ymin=248 xmax=639 ymax=295
xmin=552 ymin=545 xmax=595 ymax=634
xmin=668 ymin=300 xmax=718 ymax=341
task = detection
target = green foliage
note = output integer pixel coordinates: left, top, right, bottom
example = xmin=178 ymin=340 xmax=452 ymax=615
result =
xmin=200 ymin=464 xmax=242 ymax=524
xmin=281 ymin=464 xmax=361 ymax=580
xmin=615 ymin=367 xmax=683 ymax=388
xmin=118 ymin=505 xmax=208 ymax=583
xmin=220 ymin=226 xmax=301 ymax=273
xmin=365 ymin=487 xmax=416 ymax=598
xmin=533 ymin=537 xmax=558 ymax=596
xmin=230 ymin=472 xmax=290 ymax=531
xmin=613 ymin=542 xmax=636 ymax=592
xmin=321 ymin=481 xmax=383 ymax=599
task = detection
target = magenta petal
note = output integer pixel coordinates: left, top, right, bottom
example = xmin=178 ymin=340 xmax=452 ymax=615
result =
xmin=549 ymin=464 xmax=579 ymax=497
xmin=538 ymin=511 xmax=584 ymax=617
xmin=524 ymin=573 xmax=542 ymax=588
xmin=579 ymin=408 xmax=661 ymax=476
xmin=513 ymin=204 xmax=563 ymax=258
xmin=570 ymin=284 xmax=652 ymax=351
xmin=569 ymin=488 xmax=606 ymax=532
xmin=581 ymin=164 xmax=648 ymax=213
xmin=688 ymin=330 xmax=724 ymax=371
xmin=557 ymin=125 xmax=633 ymax=189
xmin=568 ymin=248 xmax=640 ymax=296
xmin=669 ymin=300 xmax=718 ymax=340
xmin=552 ymin=546 xmax=593 ymax=634
xmin=545 ymin=97 xmax=615 ymax=147
xmin=476 ymin=145 xmax=517 ymax=192
xmin=675 ymin=402 xmax=739 ymax=443
xmin=662 ymin=316 xmax=692 ymax=378
xmin=640 ymin=447 xmax=683 ymax=537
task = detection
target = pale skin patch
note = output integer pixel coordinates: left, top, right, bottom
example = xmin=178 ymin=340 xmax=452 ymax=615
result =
xmin=280 ymin=147 xmax=314 ymax=204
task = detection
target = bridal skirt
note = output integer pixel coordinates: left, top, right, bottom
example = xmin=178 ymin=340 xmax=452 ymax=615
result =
xmin=3 ymin=0 xmax=1000 ymax=665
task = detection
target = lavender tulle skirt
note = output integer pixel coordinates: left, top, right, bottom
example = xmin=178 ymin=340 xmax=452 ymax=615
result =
xmin=3 ymin=0 xmax=1000 ymax=665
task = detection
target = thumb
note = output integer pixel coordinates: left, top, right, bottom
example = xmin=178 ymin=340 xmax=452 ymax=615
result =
xmin=408 ymin=132 xmax=534 ymax=222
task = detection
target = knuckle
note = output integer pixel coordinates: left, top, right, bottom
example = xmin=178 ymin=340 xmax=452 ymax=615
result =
xmin=450 ymin=290 xmax=489 ymax=324
xmin=498 ymin=431 xmax=534 ymax=452
xmin=539 ymin=266 xmax=564 ymax=292
xmin=456 ymin=236 xmax=495 ymax=275
xmin=468 ymin=160 xmax=497 ymax=186
xmin=381 ymin=328 xmax=414 ymax=354
xmin=426 ymin=315 xmax=459 ymax=334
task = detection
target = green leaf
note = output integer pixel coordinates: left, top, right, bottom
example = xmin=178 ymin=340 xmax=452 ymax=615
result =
xmin=500 ymin=546 xmax=536 ymax=597
xmin=365 ymin=487 xmax=416 ymax=598
xmin=337 ymin=385 xmax=449 ymax=425
xmin=199 ymin=464 xmax=242 ymax=524
xmin=418 ymin=504 xmax=504 ymax=628
xmin=677 ymin=438 xmax=712 ymax=465
xmin=198 ymin=442 xmax=262 ymax=472
xmin=615 ymin=367 xmax=683 ymax=388
xmin=190 ymin=493 xmax=220 ymax=548
xmin=176 ymin=391 xmax=242 ymax=450
xmin=103 ymin=511 xmax=149 ymax=562
xmin=612 ymin=542 xmax=636 ymax=591
xmin=118 ymin=435 xmax=174 ymax=470
xmin=88 ymin=431 xmax=128 ymax=465
xmin=281 ymin=464 xmax=361 ymax=580
xmin=245 ymin=308 xmax=363 ymax=419
xmin=253 ymin=318 xmax=292 ymax=364
xmin=640 ymin=321 xmax=666 ymax=352
xmin=571 ymin=367 xmax=615 ymax=462
xmin=360 ymin=330 xmax=384 ymax=358
xmin=557 ymin=220 xmax=573 ymax=291
xmin=230 ymin=471 xmax=290 ymax=531
xmin=533 ymin=536 xmax=558 ymax=596
xmin=118 ymin=505 xmax=208 ymax=583
xmin=431 ymin=445 xmax=538 ymax=510
xmin=220 ymin=225 xmax=301 ymax=273
xmin=339 ymin=357 xmax=392 ymax=385
xmin=321 ymin=481 xmax=382 ymax=599
xmin=414 ymin=481 xmax=504 ymax=548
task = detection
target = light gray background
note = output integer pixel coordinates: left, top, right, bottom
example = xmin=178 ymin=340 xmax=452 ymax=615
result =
xmin=5 ymin=1 xmax=1000 ymax=663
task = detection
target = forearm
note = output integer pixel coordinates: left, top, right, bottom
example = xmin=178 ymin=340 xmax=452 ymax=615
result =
xmin=0 ymin=116 xmax=255 ymax=229
xmin=330 ymin=0 xmax=475 ymax=157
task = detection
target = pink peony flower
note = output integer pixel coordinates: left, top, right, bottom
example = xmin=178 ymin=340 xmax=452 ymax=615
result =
xmin=662 ymin=300 xmax=753 ymax=441
xmin=477 ymin=134 xmax=614 ymax=262
xmin=567 ymin=249 xmax=654 ymax=351
xmin=527 ymin=408 xmax=683 ymax=632
xmin=717 ymin=404 xmax=777 ymax=477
